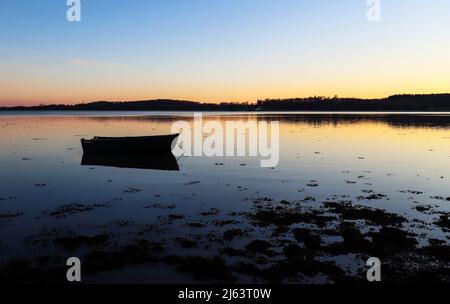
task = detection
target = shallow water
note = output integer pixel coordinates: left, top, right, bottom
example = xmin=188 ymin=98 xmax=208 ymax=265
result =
xmin=0 ymin=112 xmax=449 ymax=283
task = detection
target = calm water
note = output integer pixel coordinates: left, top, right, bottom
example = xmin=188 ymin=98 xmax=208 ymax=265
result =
xmin=0 ymin=112 xmax=449 ymax=283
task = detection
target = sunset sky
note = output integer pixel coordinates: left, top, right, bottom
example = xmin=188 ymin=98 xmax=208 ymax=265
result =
xmin=1 ymin=0 xmax=450 ymax=106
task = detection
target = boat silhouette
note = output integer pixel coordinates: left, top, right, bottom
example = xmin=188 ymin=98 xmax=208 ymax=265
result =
xmin=81 ymin=134 xmax=179 ymax=154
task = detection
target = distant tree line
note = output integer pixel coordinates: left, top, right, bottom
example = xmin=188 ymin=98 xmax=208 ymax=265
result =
xmin=1 ymin=94 xmax=450 ymax=112
xmin=257 ymin=94 xmax=450 ymax=111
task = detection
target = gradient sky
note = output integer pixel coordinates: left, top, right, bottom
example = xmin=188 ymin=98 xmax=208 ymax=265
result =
xmin=1 ymin=0 xmax=450 ymax=106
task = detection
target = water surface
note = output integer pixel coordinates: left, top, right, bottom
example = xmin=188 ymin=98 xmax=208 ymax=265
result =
xmin=0 ymin=112 xmax=449 ymax=283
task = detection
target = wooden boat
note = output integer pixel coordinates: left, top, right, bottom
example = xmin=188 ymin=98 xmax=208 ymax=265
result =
xmin=81 ymin=134 xmax=179 ymax=154
xmin=81 ymin=152 xmax=179 ymax=171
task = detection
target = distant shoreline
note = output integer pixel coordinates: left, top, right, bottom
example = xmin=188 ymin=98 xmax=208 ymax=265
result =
xmin=1 ymin=110 xmax=450 ymax=115
xmin=1 ymin=94 xmax=450 ymax=112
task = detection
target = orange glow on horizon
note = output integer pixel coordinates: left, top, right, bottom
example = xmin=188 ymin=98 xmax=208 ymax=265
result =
xmin=1 ymin=59 xmax=450 ymax=107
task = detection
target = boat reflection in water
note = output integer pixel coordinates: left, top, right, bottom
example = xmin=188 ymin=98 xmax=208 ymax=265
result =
xmin=81 ymin=152 xmax=180 ymax=171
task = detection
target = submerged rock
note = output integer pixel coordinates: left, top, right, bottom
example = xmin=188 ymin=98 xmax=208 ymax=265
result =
xmin=176 ymin=238 xmax=198 ymax=249
xmin=54 ymin=234 xmax=110 ymax=250
xmin=435 ymin=214 xmax=450 ymax=230
xmin=245 ymin=240 xmax=272 ymax=252
xmin=223 ymin=229 xmax=248 ymax=241
xmin=48 ymin=203 xmax=110 ymax=218
xmin=249 ymin=207 xmax=335 ymax=228
xmin=368 ymin=227 xmax=418 ymax=254
xmin=324 ymin=201 xmax=405 ymax=226
xmin=0 ymin=212 xmax=24 ymax=219
xmin=292 ymin=228 xmax=322 ymax=249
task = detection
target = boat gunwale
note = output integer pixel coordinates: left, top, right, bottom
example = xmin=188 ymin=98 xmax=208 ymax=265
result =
xmin=81 ymin=133 xmax=179 ymax=142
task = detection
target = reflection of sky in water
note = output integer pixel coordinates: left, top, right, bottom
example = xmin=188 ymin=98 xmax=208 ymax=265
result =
xmin=0 ymin=113 xmax=449 ymax=262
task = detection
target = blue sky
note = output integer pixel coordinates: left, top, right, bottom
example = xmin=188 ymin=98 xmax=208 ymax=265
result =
xmin=1 ymin=0 xmax=450 ymax=105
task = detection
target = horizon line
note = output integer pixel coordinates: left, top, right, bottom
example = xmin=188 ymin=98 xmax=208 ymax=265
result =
xmin=3 ymin=92 xmax=450 ymax=108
